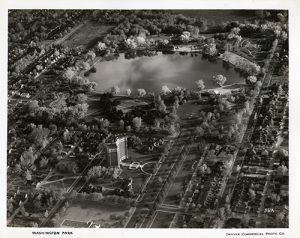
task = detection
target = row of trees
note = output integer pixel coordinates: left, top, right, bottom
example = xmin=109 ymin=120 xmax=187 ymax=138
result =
xmin=87 ymin=166 xmax=122 ymax=180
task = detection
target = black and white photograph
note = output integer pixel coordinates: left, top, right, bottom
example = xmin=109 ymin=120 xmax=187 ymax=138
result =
xmin=1 ymin=0 xmax=300 ymax=238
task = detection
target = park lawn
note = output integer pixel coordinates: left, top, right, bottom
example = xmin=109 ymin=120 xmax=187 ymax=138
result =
xmin=116 ymin=98 xmax=149 ymax=113
xmin=127 ymin=147 xmax=160 ymax=164
xmin=163 ymin=150 xmax=198 ymax=206
xmin=163 ymin=181 xmax=183 ymax=206
xmin=119 ymin=133 xmax=166 ymax=193
xmin=120 ymin=166 xmax=150 ymax=194
xmin=62 ymin=21 xmax=113 ymax=49
xmin=177 ymin=101 xmax=203 ymax=120
xmin=10 ymin=217 xmax=40 ymax=227
xmin=58 ymin=200 xmax=130 ymax=228
xmin=177 ymin=100 xmax=217 ymax=122
xmin=150 ymin=211 xmax=175 ymax=228
xmin=147 ymin=33 xmax=171 ymax=41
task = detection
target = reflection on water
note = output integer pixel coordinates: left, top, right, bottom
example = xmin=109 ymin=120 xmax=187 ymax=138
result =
xmin=88 ymin=52 xmax=245 ymax=93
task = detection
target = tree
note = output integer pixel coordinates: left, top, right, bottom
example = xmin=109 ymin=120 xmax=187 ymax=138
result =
xmin=63 ymin=129 xmax=71 ymax=143
xmin=111 ymin=85 xmax=121 ymax=95
xmin=96 ymin=41 xmax=107 ymax=51
xmin=235 ymin=164 xmax=241 ymax=173
xmin=76 ymin=93 xmax=88 ymax=103
xmin=132 ymin=117 xmax=142 ymax=131
xmin=161 ymin=85 xmax=171 ymax=95
xmin=277 ymin=165 xmax=288 ymax=176
xmin=49 ymin=124 xmax=57 ymax=135
xmin=126 ymin=89 xmax=132 ymax=96
xmin=100 ymin=118 xmax=110 ymax=131
xmin=244 ymin=100 xmax=251 ymax=115
xmin=277 ymin=148 xmax=288 ymax=158
xmin=39 ymin=157 xmax=48 ymax=168
xmin=156 ymin=95 xmax=167 ymax=113
xmin=28 ymin=100 xmax=39 ymax=113
xmin=180 ymin=31 xmax=190 ymax=42
xmin=29 ymin=124 xmax=50 ymax=148
xmin=168 ymin=123 xmax=177 ymax=136
xmin=213 ymin=75 xmax=227 ymax=87
xmin=246 ymin=75 xmax=257 ymax=85
xmin=235 ymin=111 xmax=243 ymax=125
xmin=55 ymin=161 xmax=78 ymax=174
xmin=130 ymin=135 xmax=142 ymax=148
xmin=154 ymin=119 xmax=161 ymax=130
xmin=20 ymin=147 xmax=37 ymax=167
xmin=196 ymin=79 xmax=205 ymax=91
xmin=44 ymin=210 xmax=49 ymax=218
xmin=196 ymin=126 xmax=205 ymax=137
xmin=29 ymin=222 xmax=39 ymax=227
xmin=125 ymin=37 xmax=138 ymax=49
xmin=86 ymin=50 xmax=96 ymax=61
xmin=277 ymin=13 xmax=285 ymax=22
xmin=62 ymin=68 xmax=76 ymax=80
xmin=249 ymin=188 xmax=256 ymax=200
xmin=223 ymin=159 xmax=233 ymax=176
xmin=14 ymin=163 xmax=22 ymax=174
xmin=136 ymin=36 xmax=146 ymax=45
xmin=88 ymin=82 xmax=98 ymax=92
xmin=274 ymin=211 xmax=286 ymax=227
xmin=203 ymin=42 xmax=217 ymax=56
xmin=126 ymin=125 xmax=132 ymax=132
xmin=241 ymin=214 xmax=250 ymax=227
xmin=72 ymin=103 xmax=89 ymax=119
xmin=219 ymin=207 xmax=226 ymax=220
xmin=80 ymin=61 xmax=90 ymax=71
xmin=119 ymin=119 xmax=125 ymax=131
xmin=25 ymin=169 xmax=32 ymax=181
xmin=137 ymin=88 xmax=146 ymax=97
xmin=173 ymin=97 xmax=180 ymax=110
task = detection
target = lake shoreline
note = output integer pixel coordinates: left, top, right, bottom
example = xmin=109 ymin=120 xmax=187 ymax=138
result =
xmin=87 ymin=51 xmax=246 ymax=95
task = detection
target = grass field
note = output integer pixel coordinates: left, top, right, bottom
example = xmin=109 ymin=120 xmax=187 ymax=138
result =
xmin=150 ymin=210 xmax=176 ymax=228
xmin=177 ymin=100 xmax=208 ymax=121
xmin=163 ymin=153 xmax=197 ymax=206
xmin=116 ymin=98 xmax=149 ymax=113
xmin=62 ymin=21 xmax=113 ymax=49
xmin=58 ymin=200 xmax=130 ymax=228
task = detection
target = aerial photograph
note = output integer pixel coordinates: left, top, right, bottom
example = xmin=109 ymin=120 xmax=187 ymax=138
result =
xmin=7 ymin=9 xmax=289 ymax=228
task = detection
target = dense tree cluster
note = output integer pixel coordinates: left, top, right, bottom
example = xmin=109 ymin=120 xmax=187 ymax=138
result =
xmin=95 ymin=10 xmax=208 ymax=48
xmin=87 ymin=166 xmax=122 ymax=180
xmin=27 ymin=94 xmax=89 ymax=125
xmin=28 ymin=124 xmax=50 ymax=149
xmin=8 ymin=10 xmax=85 ymax=44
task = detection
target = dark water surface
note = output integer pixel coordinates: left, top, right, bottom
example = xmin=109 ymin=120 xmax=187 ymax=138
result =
xmin=89 ymin=52 xmax=245 ymax=94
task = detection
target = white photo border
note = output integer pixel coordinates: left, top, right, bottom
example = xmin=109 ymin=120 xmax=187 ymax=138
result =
xmin=1 ymin=1 xmax=299 ymax=238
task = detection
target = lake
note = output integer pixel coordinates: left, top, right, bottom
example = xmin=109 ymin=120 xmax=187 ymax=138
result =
xmin=88 ymin=52 xmax=245 ymax=94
